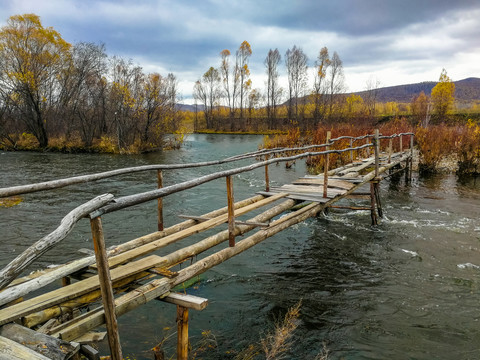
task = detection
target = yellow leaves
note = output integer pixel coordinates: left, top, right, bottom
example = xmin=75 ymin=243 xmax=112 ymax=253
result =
xmin=0 ymin=196 xmax=23 ymax=208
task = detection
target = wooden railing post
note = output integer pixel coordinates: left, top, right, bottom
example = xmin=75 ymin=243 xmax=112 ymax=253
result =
xmin=157 ymin=170 xmax=164 ymax=231
xmin=399 ymin=135 xmax=403 ymax=153
xmin=176 ymin=305 xmax=189 ymax=360
xmin=374 ymin=129 xmax=380 ymax=178
xmin=90 ymin=216 xmax=123 ymax=360
xmin=264 ymin=155 xmax=270 ymax=192
xmin=350 ymin=138 xmax=354 ymax=162
xmin=323 ymin=131 xmax=331 ymax=198
xmin=366 ymin=136 xmax=371 ymax=157
xmin=226 ymin=176 xmax=235 ymax=247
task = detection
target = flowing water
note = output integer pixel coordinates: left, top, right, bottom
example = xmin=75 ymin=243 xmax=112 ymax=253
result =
xmin=1 ymin=134 xmax=479 ymax=359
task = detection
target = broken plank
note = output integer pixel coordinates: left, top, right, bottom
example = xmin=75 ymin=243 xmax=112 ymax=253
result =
xmin=73 ymin=331 xmax=107 ymax=344
xmin=0 ymin=323 xmax=78 ymax=360
xmin=0 ymin=255 xmax=164 ymax=326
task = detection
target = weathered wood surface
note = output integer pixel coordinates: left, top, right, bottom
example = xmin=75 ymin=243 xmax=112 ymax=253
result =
xmin=0 ymin=193 xmax=114 ymax=291
xmin=90 ymin=216 xmax=123 ymax=360
xmin=0 ymin=335 xmax=51 ymax=360
xmin=0 ymin=255 xmax=164 ymax=326
xmin=0 ymin=323 xmax=78 ymax=360
xmin=163 ymin=293 xmax=208 ymax=311
xmin=292 ymin=177 xmax=355 ymax=190
xmin=0 ymin=195 xmax=265 ymax=307
xmin=105 ymin=192 xmax=288 ymax=268
xmin=24 ymin=199 xmax=296 ymax=330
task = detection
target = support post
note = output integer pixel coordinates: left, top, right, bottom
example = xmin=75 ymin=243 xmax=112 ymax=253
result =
xmin=264 ymin=155 xmax=270 ymax=192
xmin=399 ymin=135 xmax=403 ymax=153
xmin=374 ymin=129 xmax=380 ymax=178
xmin=350 ymin=138 xmax=354 ymax=162
xmin=157 ymin=170 xmax=164 ymax=231
xmin=388 ymin=138 xmax=392 ymax=164
xmin=374 ymin=182 xmax=383 ymax=218
xmin=226 ymin=176 xmax=235 ymax=247
xmin=90 ymin=217 xmax=123 ymax=360
xmin=366 ymin=136 xmax=371 ymax=157
xmin=176 ymin=305 xmax=189 ymax=360
xmin=369 ymin=182 xmax=378 ymax=226
xmin=410 ymin=134 xmax=414 ymax=181
xmin=323 ymin=131 xmax=331 ymax=198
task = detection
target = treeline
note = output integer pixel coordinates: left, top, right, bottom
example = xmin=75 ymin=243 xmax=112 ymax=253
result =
xmin=193 ymin=41 xmax=352 ymax=131
xmin=0 ymin=14 xmax=184 ymax=153
xmin=192 ymin=41 xmax=468 ymax=132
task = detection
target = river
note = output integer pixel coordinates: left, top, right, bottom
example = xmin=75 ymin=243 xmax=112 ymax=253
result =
xmin=1 ymin=134 xmax=479 ymax=359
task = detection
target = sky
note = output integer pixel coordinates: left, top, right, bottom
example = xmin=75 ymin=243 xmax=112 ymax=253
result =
xmin=1 ymin=0 xmax=479 ymax=104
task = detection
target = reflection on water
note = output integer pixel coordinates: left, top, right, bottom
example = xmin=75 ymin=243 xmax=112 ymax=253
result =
xmin=1 ymin=136 xmax=480 ymax=359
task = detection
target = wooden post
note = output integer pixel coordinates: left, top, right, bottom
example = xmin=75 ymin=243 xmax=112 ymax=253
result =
xmin=61 ymin=277 xmax=71 ymax=287
xmin=176 ymin=305 xmax=189 ymax=360
xmin=399 ymin=135 xmax=403 ymax=153
xmin=264 ymin=155 xmax=270 ymax=192
xmin=388 ymin=138 xmax=392 ymax=164
xmin=374 ymin=182 xmax=383 ymax=218
xmin=374 ymin=129 xmax=380 ymax=178
xmin=410 ymin=134 xmax=414 ymax=181
xmin=90 ymin=217 xmax=123 ymax=360
xmin=323 ymin=131 xmax=331 ymax=198
xmin=366 ymin=136 xmax=370 ymax=157
xmin=157 ymin=170 xmax=164 ymax=231
xmin=369 ymin=182 xmax=378 ymax=225
xmin=226 ymin=176 xmax=235 ymax=247
xmin=350 ymin=138 xmax=354 ymax=162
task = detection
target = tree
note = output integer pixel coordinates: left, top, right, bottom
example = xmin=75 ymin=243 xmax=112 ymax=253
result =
xmin=285 ymin=45 xmax=308 ymax=120
xmin=60 ymin=42 xmax=107 ymax=145
xmin=312 ymin=47 xmax=330 ymax=123
xmin=411 ymin=91 xmax=430 ymax=126
xmin=235 ymin=41 xmax=252 ymax=120
xmin=264 ymin=48 xmax=282 ymax=129
xmin=0 ymin=14 xmax=71 ymax=147
xmin=220 ymin=49 xmax=234 ymax=117
xmin=193 ymin=67 xmax=221 ymax=129
xmin=431 ymin=68 xmax=455 ymax=119
xmin=327 ymin=51 xmax=345 ymax=119
xmin=364 ymin=76 xmax=380 ymax=117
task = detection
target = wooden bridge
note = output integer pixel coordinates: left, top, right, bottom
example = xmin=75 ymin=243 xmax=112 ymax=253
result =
xmin=0 ymin=130 xmax=414 ymax=360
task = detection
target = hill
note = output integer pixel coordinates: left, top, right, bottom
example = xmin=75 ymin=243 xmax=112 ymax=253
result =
xmin=352 ymin=77 xmax=480 ymax=103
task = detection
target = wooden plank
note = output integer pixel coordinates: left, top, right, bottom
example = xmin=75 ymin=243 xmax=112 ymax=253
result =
xmin=291 ymin=178 xmax=355 ymax=190
xmin=73 ymin=331 xmax=107 ymax=344
xmin=0 ymin=323 xmax=78 ymax=360
xmin=162 ymin=293 xmax=208 ymax=311
xmin=271 ymin=184 xmax=346 ymax=196
xmin=0 ymin=335 xmax=51 ymax=360
xmin=105 ymin=192 xmax=289 ymax=268
xmin=0 ymin=255 xmax=164 ymax=326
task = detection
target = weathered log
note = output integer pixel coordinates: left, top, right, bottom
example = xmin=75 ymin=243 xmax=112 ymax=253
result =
xmin=0 ymin=194 xmax=114 ymax=291
xmin=0 ymin=323 xmax=78 ymax=360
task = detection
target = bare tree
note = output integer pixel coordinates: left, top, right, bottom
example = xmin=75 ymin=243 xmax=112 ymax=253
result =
xmin=235 ymin=41 xmax=252 ymax=120
xmin=364 ymin=76 xmax=380 ymax=118
xmin=285 ymin=45 xmax=308 ymax=121
xmin=327 ymin=51 xmax=345 ymax=119
xmin=193 ymin=67 xmax=221 ymax=129
xmin=312 ymin=47 xmax=330 ymax=123
xmin=264 ymin=48 xmax=282 ymax=129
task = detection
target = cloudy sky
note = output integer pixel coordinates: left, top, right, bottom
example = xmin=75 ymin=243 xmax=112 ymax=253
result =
xmin=1 ymin=0 xmax=479 ymax=103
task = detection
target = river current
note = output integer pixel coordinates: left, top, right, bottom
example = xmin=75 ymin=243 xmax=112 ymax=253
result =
xmin=1 ymin=134 xmax=479 ymax=359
